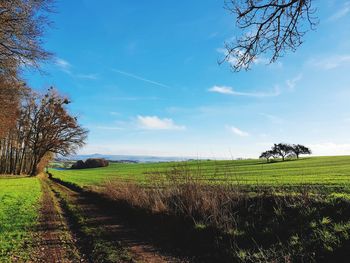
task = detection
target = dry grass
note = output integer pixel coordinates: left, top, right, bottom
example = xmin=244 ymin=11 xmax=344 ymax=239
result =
xmin=100 ymin=164 xmax=311 ymax=233
xmin=94 ymin=164 xmax=350 ymax=262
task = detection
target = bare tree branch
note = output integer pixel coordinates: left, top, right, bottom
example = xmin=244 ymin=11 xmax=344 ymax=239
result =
xmin=0 ymin=0 xmax=54 ymax=75
xmin=221 ymin=0 xmax=318 ymax=71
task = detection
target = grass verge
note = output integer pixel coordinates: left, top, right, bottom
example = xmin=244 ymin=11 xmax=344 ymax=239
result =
xmin=0 ymin=177 xmax=41 ymax=262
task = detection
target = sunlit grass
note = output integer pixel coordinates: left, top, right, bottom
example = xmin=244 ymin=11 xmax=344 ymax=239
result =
xmin=50 ymin=156 xmax=350 ymax=191
xmin=0 ymin=177 xmax=41 ymax=262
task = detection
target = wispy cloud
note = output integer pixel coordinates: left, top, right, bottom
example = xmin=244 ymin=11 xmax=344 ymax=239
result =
xmin=208 ymin=85 xmax=280 ymax=97
xmin=309 ymin=55 xmax=350 ymax=70
xmin=55 ymin=58 xmax=99 ymax=79
xmin=209 ymin=86 xmax=234 ymax=95
xmin=286 ymin=74 xmax=303 ymax=91
xmin=77 ymin=73 xmax=99 ymax=80
xmin=227 ymin=126 xmax=249 ymax=137
xmin=55 ymin=58 xmax=72 ymax=73
xmin=113 ymin=69 xmax=171 ymax=89
xmin=259 ymin=113 xmax=285 ymax=124
xmin=328 ymin=2 xmax=350 ymax=21
xmin=137 ymin=115 xmax=186 ymax=130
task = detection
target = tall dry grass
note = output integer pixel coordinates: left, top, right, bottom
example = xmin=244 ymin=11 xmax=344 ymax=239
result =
xmin=99 ymin=163 xmax=307 ymax=232
xmin=95 ymin=163 xmax=350 ymax=262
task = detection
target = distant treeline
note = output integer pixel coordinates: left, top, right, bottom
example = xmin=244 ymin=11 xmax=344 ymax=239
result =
xmin=71 ymin=158 xmax=109 ymax=169
xmin=260 ymin=143 xmax=311 ymax=162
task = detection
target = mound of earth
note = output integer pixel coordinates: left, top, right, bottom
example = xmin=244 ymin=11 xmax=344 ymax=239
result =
xmin=71 ymin=158 xmax=109 ymax=169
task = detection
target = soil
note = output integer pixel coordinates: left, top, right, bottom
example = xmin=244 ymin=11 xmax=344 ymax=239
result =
xmin=34 ymin=174 xmax=185 ymax=262
xmin=32 ymin=174 xmax=82 ymax=262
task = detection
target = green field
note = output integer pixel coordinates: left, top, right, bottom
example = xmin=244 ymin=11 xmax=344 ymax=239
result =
xmin=0 ymin=177 xmax=41 ymax=262
xmin=50 ymin=156 xmax=350 ymax=191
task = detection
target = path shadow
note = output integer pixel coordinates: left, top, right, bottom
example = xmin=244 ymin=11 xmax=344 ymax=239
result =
xmin=50 ymin=177 xmax=234 ymax=263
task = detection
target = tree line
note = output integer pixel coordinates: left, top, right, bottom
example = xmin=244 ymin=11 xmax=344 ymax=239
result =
xmin=0 ymin=88 xmax=87 ymax=175
xmin=260 ymin=143 xmax=312 ymax=162
xmin=0 ymin=1 xmax=87 ymax=175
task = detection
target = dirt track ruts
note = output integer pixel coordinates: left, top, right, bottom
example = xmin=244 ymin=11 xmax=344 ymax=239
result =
xmin=33 ymin=174 xmax=82 ymax=262
xmin=39 ymin=174 xmax=185 ymax=263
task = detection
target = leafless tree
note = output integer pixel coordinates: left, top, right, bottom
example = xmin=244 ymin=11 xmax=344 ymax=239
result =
xmin=221 ymin=0 xmax=318 ymax=71
xmin=0 ymin=88 xmax=88 ymax=175
xmin=0 ymin=76 xmax=28 ymax=138
xmin=0 ymin=0 xmax=53 ymax=74
xmin=0 ymin=0 xmax=54 ymax=139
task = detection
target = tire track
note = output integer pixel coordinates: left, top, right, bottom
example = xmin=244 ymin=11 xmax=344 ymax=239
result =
xmin=34 ymin=174 xmax=83 ymax=262
xmin=47 ymin=175 xmax=185 ymax=263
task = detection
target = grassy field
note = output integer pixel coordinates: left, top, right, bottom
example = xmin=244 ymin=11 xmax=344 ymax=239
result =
xmin=50 ymin=156 xmax=350 ymax=191
xmin=49 ymin=155 xmax=350 ymax=262
xmin=0 ymin=177 xmax=41 ymax=262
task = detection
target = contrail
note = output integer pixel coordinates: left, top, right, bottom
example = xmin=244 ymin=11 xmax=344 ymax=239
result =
xmin=113 ymin=69 xmax=171 ymax=89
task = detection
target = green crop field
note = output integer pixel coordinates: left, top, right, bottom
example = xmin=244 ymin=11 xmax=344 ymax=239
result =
xmin=50 ymin=156 xmax=350 ymax=191
xmin=0 ymin=177 xmax=41 ymax=262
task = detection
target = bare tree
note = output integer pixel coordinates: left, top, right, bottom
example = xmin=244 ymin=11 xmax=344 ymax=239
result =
xmin=0 ymin=0 xmax=53 ymax=74
xmin=0 ymin=77 xmax=28 ymax=138
xmin=28 ymin=88 xmax=88 ymax=175
xmin=0 ymin=0 xmax=54 ymax=140
xmin=221 ymin=0 xmax=317 ymax=71
xmin=0 ymin=88 xmax=88 ymax=175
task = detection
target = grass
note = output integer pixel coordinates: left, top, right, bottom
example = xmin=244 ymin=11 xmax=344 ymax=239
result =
xmin=48 ymin=155 xmax=350 ymax=262
xmin=50 ymin=156 xmax=350 ymax=192
xmin=0 ymin=176 xmax=41 ymax=262
xmin=52 ymin=160 xmax=350 ymax=262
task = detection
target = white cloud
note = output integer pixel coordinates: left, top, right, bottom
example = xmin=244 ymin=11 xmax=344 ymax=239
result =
xmin=286 ymin=74 xmax=303 ymax=91
xmin=309 ymin=142 xmax=350 ymax=156
xmin=208 ymin=85 xmax=280 ymax=97
xmin=228 ymin=126 xmax=249 ymax=137
xmin=209 ymin=86 xmax=235 ymax=95
xmin=136 ymin=115 xmax=186 ymax=130
xmin=309 ymin=55 xmax=350 ymax=70
xmin=55 ymin=58 xmax=71 ymax=73
xmin=328 ymin=2 xmax=350 ymax=21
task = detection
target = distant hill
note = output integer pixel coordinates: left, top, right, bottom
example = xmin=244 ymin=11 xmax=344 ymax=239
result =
xmin=58 ymin=153 xmax=192 ymax=163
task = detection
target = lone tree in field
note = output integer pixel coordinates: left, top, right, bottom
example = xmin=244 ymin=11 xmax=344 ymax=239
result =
xmin=272 ymin=143 xmax=294 ymax=161
xmin=292 ymin=144 xmax=312 ymax=159
xmin=221 ymin=0 xmax=317 ymax=71
xmin=259 ymin=150 xmax=275 ymax=162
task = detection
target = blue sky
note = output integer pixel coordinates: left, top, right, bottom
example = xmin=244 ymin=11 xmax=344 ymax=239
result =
xmin=25 ymin=0 xmax=350 ymax=158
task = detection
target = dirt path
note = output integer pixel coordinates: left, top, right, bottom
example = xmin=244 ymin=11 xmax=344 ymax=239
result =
xmin=40 ymin=175 xmax=185 ymax=263
xmin=33 ymin=174 xmax=82 ymax=262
